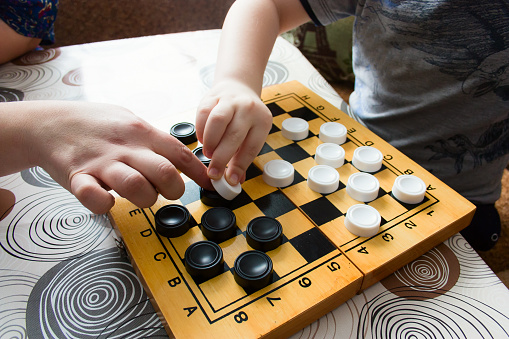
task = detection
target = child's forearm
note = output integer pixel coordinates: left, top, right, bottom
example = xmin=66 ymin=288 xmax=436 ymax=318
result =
xmin=214 ymin=0 xmax=311 ymax=94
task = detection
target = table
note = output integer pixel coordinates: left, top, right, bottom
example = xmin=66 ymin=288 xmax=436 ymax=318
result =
xmin=1 ymin=29 xmax=508 ymax=339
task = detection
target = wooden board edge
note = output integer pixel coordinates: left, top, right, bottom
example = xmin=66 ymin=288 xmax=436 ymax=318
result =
xmin=107 ymin=210 xmax=177 ymax=339
xmin=263 ymin=274 xmax=363 ymax=338
xmin=359 ymin=207 xmax=476 ymax=290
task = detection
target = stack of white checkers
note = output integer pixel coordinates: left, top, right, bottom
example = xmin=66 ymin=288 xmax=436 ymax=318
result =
xmin=263 ymin=118 xmax=427 ymax=238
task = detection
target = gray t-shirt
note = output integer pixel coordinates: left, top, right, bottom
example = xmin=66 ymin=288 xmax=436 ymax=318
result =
xmin=301 ymin=0 xmax=509 ymax=204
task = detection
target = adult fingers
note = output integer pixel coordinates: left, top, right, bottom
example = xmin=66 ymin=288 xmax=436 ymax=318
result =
xmin=151 ymin=132 xmax=214 ymax=191
xmin=70 ymin=173 xmax=115 ymax=214
xmin=98 ymin=162 xmax=159 ymax=209
xmin=122 ymin=151 xmax=187 ymax=200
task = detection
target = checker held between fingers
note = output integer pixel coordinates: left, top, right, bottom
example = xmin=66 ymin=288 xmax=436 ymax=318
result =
xmin=196 ymin=84 xmax=273 ymax=187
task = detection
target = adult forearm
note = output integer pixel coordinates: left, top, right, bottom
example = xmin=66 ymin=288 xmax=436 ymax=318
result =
xmin=0 ymin=101 xmax=41 ymax=175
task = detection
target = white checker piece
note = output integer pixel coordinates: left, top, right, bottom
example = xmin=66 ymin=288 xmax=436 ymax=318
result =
xmin=262 ymin=159 xmax=295 ymax=187
xmin=281 ymin=117 xmax=309 ymax=141
xmin=352 ymin=146 xmax=383 ymax=172
xmin=211 ymin=175 xmax=242 ymax=200
xmin=315 ymin=143 xmax=345 ymax=168
xmin=344 ymin=204 xmax=381 ymax=237
xmin=392 ymin=174 xmax=427 ymax=204
xmin=346 ymin=172 xmax=380 ymax=202
xmin=307 ymin=165 xmax=340 ymax=194
xmin=319 ymin=122 xmax=347 ymax=144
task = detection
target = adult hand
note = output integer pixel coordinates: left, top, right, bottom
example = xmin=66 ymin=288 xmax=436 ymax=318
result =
xmin=1 ymin=101 xmax=213 ymax=214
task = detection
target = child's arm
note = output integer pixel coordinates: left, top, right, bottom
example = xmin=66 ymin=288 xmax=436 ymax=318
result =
xmin=0 ymin=100 xmax=213 ymax=214
xmin=196 ymin=0 xmax=311 ymax=185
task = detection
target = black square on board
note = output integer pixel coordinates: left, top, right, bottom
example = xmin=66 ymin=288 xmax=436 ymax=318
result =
xmin=300 ymin=197 xmax=342 ymax=226
xmin=289 ymin=227 xmax=336 ymax=263
xmin=288 ymin=107 xmax=317 ymax=121
xmin=258 ymin=143 xmax=274 ymax=156
xmin=269 ymin=124 xmax=281 ymax=134
xmin=245 ymin=164 xmax=263 ymax=181
xmin=187 ymin=261 xmax=231 ymax=285
xmin=266 ymin=102 xmax=287 ymax=117
xmin=390 ymin=194 xmax=430 ymax=211
xmin=229 ymin=190 xmax=253 ymax=210
xmin=253 ymin=190 xmax=296 ymax=219
xmin=376 ymin=187 xmax=387 ymax=200
xmin=275 ymin=143 xmax=310 ymax=163
xmin=291 ymin=170 xmax=306 ymax=185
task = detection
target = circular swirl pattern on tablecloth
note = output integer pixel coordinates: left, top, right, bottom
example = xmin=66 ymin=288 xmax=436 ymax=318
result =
xmin=20 ymin=167 xmax=60 ymax=188
xmin=356 ymin=288 xmax=509 ymax=338
xmin=0 ymin=173 xmax=25 ymax=191
xmin=199 ymin=61 xmax=289 ymax=88
xmin=26 ymin=247 xmax=166 ymax=338
xmin=271 ymin=38 xmax=307 ymax=64
xmin=0 ymin=64 xmax=61 ymax=92
xmin=262 ymin=61 xmax=289 ymax=86
xmin=1 ymin=189 xmax=111 ymax=261
xmin=62 ymin=68 xmax=82 ymax=86
xmin=0 ymin=87 xmax=24 ymax=101
xmin=12 ymin=48 xmax=61 ymax=65
xmin=293 ymin=298 xmax=357 ymax=339
xmin=0 ymin=271 xmax=38 ymax=339
xmin=307 ymin=72 xmax=343 ymax=104
xmin=446 ymin=233 xmax=502 ymax=288
xmin=381 ymin=243 xmax=460 ymax=300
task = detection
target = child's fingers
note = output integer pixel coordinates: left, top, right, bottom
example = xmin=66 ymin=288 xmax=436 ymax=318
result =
xmin=225 ymin=122 xmax=272 ymax=185
xmin=207 ymin=116 xmax=250 ymax=180
xmin=195 ymin=97 xmax=217 ymax=143
xmin=201 ymin=101 xmax=235 ymax=158
xmin=70 ymin=173 xmax=115 ymax=214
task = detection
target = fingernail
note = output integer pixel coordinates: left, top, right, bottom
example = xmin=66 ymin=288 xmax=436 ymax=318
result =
xmin=203 ymin=149 xmax=212 ymax=159
xmin=208 ymin=167 xmax=219 ymax=179
xmin=229 ymin=173 xmax=239 ymax=186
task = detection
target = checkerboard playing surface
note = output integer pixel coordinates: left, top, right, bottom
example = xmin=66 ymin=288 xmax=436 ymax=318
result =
xmin=108 ymin=81 xmax=475 ymax=338
xmin=109 ymin=166 xmax=363 ymax=338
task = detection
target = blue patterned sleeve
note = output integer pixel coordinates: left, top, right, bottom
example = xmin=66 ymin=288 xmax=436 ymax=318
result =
xmin=0 ymin=0 xmax=59 ymax=45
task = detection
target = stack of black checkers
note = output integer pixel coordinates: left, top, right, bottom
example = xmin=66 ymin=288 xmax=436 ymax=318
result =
xmin=170 ymin=122 xmax=210 ymax=166
xmin=154 ymin=204 xmax=284 ymax=291
xmin=170 ymin=122 xmax=197 ymax=145
xmin=192 ymin=147 xmax=211 ymax=167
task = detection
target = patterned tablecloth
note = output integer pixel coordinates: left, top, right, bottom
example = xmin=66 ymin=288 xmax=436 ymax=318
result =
xmin=1 ymin=29 xmax=508 ymax=339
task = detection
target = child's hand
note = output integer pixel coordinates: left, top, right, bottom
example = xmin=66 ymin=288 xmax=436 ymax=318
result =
xmin=17 ymin=101 xmax=213 ymax=214
xmin=195 ymin=80 xmax=273 ymax=185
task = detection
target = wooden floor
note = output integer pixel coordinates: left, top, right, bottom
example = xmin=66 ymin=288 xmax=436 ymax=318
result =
xmin=331 ymin=81 xmax=509 ymax=289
